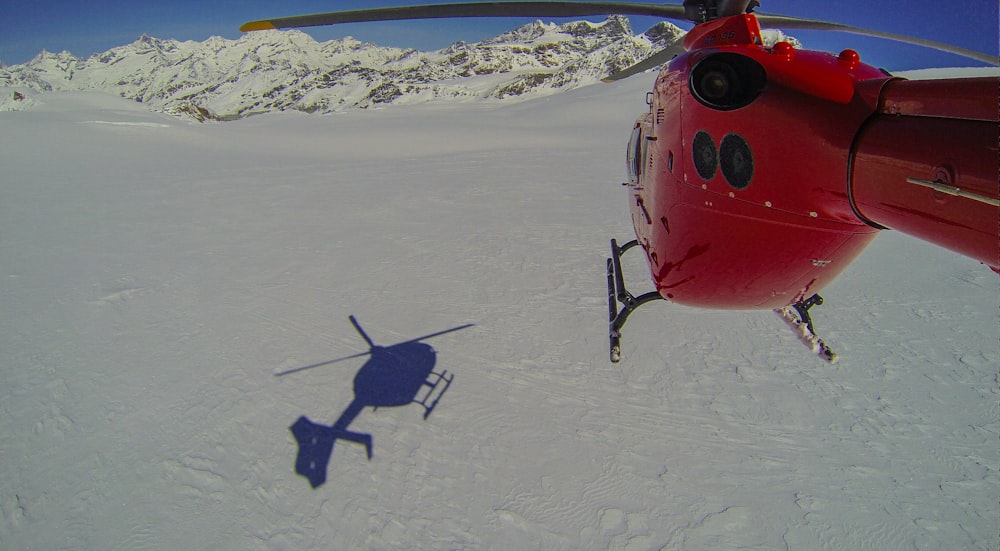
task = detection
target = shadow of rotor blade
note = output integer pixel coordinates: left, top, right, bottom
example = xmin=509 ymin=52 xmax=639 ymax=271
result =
xmin=275 ymin=350 xmax=372 ymax=377
xmin=349 ymin=315 xmax=376 ymax=348
xmin=274 ymin=322 xmax=472 ymax=376
xmin=394 ymin=324 xmax=475 ymax=347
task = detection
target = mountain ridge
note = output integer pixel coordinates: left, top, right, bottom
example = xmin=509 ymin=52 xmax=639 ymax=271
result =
xmin=0 ymin=17 xmax=800 ymax=120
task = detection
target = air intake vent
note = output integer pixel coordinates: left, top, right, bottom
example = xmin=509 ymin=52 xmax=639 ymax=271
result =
xmin=689 ymin=53 xmax=766 ymax=111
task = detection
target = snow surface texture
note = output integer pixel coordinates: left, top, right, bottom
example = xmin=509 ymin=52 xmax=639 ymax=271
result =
xmin=1 ymin=76 xmax=997 ymax=549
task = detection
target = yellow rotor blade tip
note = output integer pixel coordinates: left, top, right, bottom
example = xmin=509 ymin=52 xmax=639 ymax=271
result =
xmin=240 ymin=21 xmax=277 ymax=32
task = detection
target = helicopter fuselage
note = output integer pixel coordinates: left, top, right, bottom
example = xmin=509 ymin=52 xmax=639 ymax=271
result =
xmin=625 ymin=14 xmax=998 ymax=311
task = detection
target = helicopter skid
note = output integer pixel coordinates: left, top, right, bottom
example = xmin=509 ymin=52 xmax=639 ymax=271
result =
xmin=607 ymin=238 xmax=665 ymax=363
xmin=774 ymin=296 xmax=838 ymax=363
xmin=414 ymin=370 xmax=454 ymax=419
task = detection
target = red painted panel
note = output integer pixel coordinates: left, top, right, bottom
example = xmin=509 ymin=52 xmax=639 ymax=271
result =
xmin=648 ymin=178 xmax=878 ymax=309
xmin=850 ymin=115 xmax=999 ymax=268
xmin=879 ymin=77 xmax=1000 ymax=122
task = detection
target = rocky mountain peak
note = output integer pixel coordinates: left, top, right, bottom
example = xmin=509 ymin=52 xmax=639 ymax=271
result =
xmin=561 ymin=14 xmax=633 ymax=39
xmin=0 ymin=17 xmax=735 ymax=121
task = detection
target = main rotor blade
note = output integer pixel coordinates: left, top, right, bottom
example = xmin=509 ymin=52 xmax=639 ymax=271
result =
xmin=275 ymin=351 xmax=372 ymax=376
xmin=755 ymin=13 xmax=1000 ymax=66
xmin=241 ymin=2 xmax=688 ymax=32
xmin=273 ymin=322 xmax=473 ymax=376
xmin=393 ymin=323 xmax=475 ymax=347
xmin=602 ymin=38 xmax=686 ymax=81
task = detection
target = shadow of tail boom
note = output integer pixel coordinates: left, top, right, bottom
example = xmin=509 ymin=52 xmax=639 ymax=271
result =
xmin=286 ymin=316 xmax=467 ymax=488
xmin=290 ymin=415 xmax=373 ymax=488
xmin=289 ymin=367 xmax=455 ymax=488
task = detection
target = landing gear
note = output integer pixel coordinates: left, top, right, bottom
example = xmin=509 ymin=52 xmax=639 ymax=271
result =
xmin=606 ymin=239 xmax=839 ymax=363
xmin=792 ymin=293 xmax=824 ymax=334
xmin=774 ymin=294 xmax=838 ymax=363
xmin=414 ymin=370 xmax=453 ymax=419
xmin=607 ymin=238 xmax=665 ymax=363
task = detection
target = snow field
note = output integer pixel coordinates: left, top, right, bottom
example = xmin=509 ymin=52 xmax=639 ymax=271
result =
xmin=0 ymin=78 xmax=996 ymax=549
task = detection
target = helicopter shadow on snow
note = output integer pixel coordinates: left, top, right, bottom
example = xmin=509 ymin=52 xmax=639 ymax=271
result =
xmin=276 ymin=315 xmax=473 ymax=488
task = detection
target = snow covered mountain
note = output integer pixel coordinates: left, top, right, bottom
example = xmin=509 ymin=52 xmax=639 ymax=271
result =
xmin=1 ymin=17 xmax=695 ymax=120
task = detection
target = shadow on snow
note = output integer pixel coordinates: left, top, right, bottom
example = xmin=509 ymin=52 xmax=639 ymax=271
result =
xmin=277 ymin=315 xmax=473 ymax=488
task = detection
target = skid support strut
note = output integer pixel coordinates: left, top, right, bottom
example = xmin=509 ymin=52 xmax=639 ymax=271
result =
xmin=774 ymin=294 xmax=838 ymax=363
xmin=607 ymin=239 xmax=665 ymax=363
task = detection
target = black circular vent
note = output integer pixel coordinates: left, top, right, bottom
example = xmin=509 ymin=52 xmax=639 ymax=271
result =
xmin=720 ymin=133 xmax=753 ymax=190
xmin=692 ymin=130 xmax=717 ymax=181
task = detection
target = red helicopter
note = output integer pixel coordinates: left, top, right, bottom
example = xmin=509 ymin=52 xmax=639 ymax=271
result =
xmin=242 ymin=1 xmax=999 ymax=363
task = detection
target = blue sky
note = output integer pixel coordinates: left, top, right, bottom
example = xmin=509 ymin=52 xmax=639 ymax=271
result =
xmin=2 ymin=0 xmax=996 ymax=70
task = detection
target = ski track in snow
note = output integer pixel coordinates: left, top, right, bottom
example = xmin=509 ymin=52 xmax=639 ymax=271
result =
xmin=0 ymin=80 xmax=997 ymax=550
